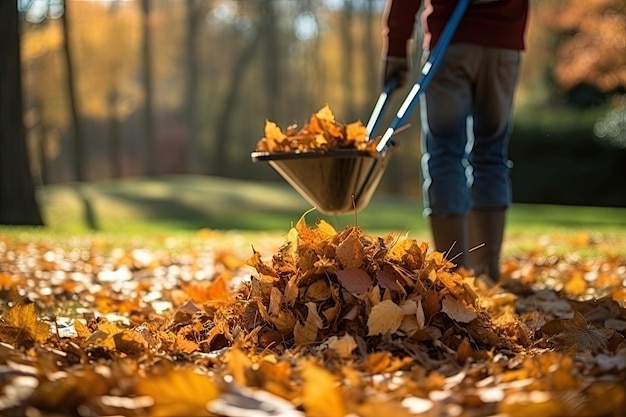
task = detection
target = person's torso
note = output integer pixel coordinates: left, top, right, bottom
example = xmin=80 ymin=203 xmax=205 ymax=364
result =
xmin=422 ymin=0 xmax=529 ymax=50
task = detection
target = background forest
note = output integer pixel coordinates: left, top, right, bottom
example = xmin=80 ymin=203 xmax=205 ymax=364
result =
xmin=18 ymin=0 xmax=626 ymax=207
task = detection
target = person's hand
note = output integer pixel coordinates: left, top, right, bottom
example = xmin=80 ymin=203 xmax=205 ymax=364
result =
xmin=382 ymin=56 xmax=409 ymax=91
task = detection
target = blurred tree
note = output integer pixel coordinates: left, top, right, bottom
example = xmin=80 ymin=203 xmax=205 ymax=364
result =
xmin=0 ymin=0 xmax=43 ymax=225
xmin=340 ymin=0 xmax=356 ymax=119
xmin=185 ymin=0 xmax=204 ymax=174
xmin=213 ymin=1 xmax=262 ymax=175
xmin=141 ymin=0 xmax=156 ymax=175
xmin=541 ymin=0 xmax=626 ymax=103
xmin=61 ymin=0 xmax=84 ymax=181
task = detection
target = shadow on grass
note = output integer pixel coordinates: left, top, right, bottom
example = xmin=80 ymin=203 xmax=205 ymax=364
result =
xmin=40 ymin=177 xmax=626 ymax=234
xmin=74 ymin=184 xmax=99 ymax=231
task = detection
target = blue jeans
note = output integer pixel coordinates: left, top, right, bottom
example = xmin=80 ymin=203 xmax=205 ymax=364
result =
xmin=419 ymin=43 xmax=521 ymax=217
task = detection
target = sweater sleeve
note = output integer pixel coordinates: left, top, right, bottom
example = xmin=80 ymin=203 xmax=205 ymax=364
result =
xmin=382 ymin=0 xmax=421 ymax=58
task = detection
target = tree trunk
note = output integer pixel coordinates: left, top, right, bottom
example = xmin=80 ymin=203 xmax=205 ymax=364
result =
xmin=340 ymin=0 xmax=356 ymax=120
xmin=141 ymin=0 xmax=156 ymax=176
xmin=261 ymin=0 xmax=281 ymax=119
xmin=107 ymin=88 xmax=121 ymax=178
xmin=213 ymin=25 xmax=262 ymax=175
xmin=0 ymin=0 xmax=44 ymax=225
xmin=185 ymin=0 xmax=202 ymax=174
xmin=61 ymin=0 xmax=85 ymax=181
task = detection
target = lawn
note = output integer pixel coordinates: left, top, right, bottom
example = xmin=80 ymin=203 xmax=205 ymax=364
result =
xmin=31 ymin=175 xmax=626 ymax=232
xmin=24 ymin=175 xmax=626 ymax=258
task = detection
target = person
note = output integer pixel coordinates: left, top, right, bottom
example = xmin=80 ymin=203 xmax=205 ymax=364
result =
xmin=380 ymin=0 xmax=529 ymax=282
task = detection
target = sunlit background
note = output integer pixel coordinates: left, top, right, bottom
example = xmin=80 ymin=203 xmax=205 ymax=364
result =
xmin=16 ymin=0 xmax=626 ymax=207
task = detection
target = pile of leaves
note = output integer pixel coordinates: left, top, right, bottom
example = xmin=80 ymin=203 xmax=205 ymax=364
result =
xmin=255 ymin=105 xmax=378 ymax=154
xmin=242 ymin=215 xmax=524 ymax=364
xmin=0 ymin=219 xmax=625 ymax=417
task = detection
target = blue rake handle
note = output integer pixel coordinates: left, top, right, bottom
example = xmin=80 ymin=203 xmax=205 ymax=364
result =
xmin=375 ymin=0 xmax=471 ymax=154
xmin=365 ymin=78 xmax=397 ymax=138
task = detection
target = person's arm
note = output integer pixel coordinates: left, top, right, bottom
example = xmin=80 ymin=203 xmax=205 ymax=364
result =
xmin=381 ymin=0 xmax=421 ymax=90
xmin=382 ymin=0 xmax=421 ymax=57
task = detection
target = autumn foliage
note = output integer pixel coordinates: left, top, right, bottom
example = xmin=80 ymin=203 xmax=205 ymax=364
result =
xmin=540 ymin=0 xmax=626 ymax=92
xmin=0 ymin=219 xmax=625 ymax=416
xmin=255 ymin=105 xmax=378 ymax=154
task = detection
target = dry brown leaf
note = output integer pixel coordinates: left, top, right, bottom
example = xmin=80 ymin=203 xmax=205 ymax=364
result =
xmin=541 ymin=311 xmax=609 ymax=352
xmin=294 ymin=302 xmax=323 ymax=345
xmin=336 ymin=268 xmax=372 ymax=295
xmin=441 ymin=295 xmax=478 ymax=323
xmin=336 ymin=228 xmax=365 ymax=269
xmin=113 ymin=329 xmax=148 ymax=356
xmin=368 ymin=299 xmax=404 ymax=336
xmin=305 ymin=278 xmax=332 ymax=302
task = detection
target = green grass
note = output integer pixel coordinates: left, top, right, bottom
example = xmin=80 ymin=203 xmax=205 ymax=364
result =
xmin=1 ymin=175 xmax=625 ymax=256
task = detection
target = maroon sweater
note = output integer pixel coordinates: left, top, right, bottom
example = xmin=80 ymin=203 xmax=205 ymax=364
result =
xmin=382 ymin=0 xmax=529 ymax=57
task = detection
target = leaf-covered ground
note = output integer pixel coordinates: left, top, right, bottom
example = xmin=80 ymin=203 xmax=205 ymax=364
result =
xmin=0 ymin=217 xmax=625 ymax=417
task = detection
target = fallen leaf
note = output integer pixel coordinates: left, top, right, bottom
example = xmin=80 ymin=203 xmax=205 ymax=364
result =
xmin=136 ymin=369 xmax=220 ymax=417
xmin=326 ymin=334 xmax=357 ymax=357
xmin=368 ymin=299 xmax=404 ymax=336
xmin=301 ymin=361 xmax=346 ymax=417
xmin=441 ymin=295 xmax=478 ymax=323
xmin=294 ymin=302 xmax=323 ymax=345
xmin=0 ymin=301 xmax=49 ymax=346
xmin=336 ymin=268 xmax=372 ymax=295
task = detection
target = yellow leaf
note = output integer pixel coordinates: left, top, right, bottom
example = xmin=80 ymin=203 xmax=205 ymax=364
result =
xmin=264 ymin=120 xmax=285 ymax=150
xmin=136 ymin=369 xmax=219 ymax=417
xmin=301 ymin=361 xmax=346 ymax=417
xmin=317 ymin=219 xmax=337 ymax=237
xmin=72 ymin=319 xmax=90 ymax=338
xmin=367 ymin=299 xmax=404 ymax=336
xmin=326 ymin=334 xmax=357 ymax=357
xmin=225 ymin=347 xmax=253 ymax=386
xmin=345 ymin=121 xmax=368 ymax=142
xmin=98 ymin=320 xmax=123 ymax=335
xmin=1 ymin=301 xmax=49 ymax=345
xmin=315 ymin=105 xmax=335 ymax=123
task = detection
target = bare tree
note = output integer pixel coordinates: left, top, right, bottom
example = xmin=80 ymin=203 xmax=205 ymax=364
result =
xmin=61 ymin=0 xmax=85 ymax=181
xmin=185 ymin=0 xmax=204 ymax=174
xmin=0 ymin=0 xmax=43 ymax=225
xmin=213 ymin=6 xmax=263 ymax=175
xmin=141 ymin=0 xmax=156 ymax=176
xmin=340 ymin=0 xmax=356 ymax=119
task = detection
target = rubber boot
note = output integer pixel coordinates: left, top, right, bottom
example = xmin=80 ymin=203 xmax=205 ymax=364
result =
xmin=429 ymin=215 xmax=468 ymax=270
xmin=467 ymin=209 xmax=506 ymax=281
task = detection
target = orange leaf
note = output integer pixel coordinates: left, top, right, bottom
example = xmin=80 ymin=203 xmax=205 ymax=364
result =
xmin=0 ymin=301 xmax=49 ymax=345
xmin=136 ymin=369 xmax=219 ymax=417
xmin=301 ymin=361 xmax=346 ymax=417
